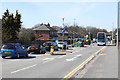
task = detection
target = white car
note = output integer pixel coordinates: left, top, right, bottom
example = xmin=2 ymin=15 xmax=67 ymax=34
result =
xmin=57 ymin=42 xmax=68 ymax=49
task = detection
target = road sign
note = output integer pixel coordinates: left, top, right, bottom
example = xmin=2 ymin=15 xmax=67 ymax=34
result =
xmin=61 ymin=28 xmax=65 ymax=33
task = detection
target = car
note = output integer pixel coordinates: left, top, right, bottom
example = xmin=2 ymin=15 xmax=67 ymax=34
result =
xmin=1 ymin=43 xmax=28 ymax=58
xmin=27 ymin=45 xmax=46 ymax=54
xmin=57 ymin=42 xmax=68 ymax=50
xmin=0 ymin=45 xmax=2 ymax=54
xmin=43 ymin=41 xmax=58 ymax=51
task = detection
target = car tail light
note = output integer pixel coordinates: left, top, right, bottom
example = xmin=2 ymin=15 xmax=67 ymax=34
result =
xmin=36 ymin=48 xmax=38 ymax=49
xmin=13 ymin=45 xmax=16 ymax=50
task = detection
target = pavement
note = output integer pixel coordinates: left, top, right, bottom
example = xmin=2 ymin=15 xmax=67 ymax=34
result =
xmin=76 ymin=45 xmax=118 ymax=78
xmin=1 ymin=44 xmax=104 ymax=78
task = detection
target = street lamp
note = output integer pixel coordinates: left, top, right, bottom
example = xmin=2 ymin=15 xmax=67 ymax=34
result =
xmin=117 ymin=1 xmax=120 ymax=48
xmin=62 ymin=18 xmax=64 ymax=42
xmin=73 ymin=19 xmax=76 ymax=45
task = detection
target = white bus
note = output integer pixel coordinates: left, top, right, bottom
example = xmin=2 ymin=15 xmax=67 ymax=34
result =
xmin=97 ymin=32 xmax=106 ymax=46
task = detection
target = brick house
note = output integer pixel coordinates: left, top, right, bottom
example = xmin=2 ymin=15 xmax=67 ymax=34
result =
xmin=33 ymin=24 xmax=58 ymax=40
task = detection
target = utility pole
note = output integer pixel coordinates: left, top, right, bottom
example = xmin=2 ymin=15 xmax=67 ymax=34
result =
xmin=62 ymin=18 xmax=64 ymax=42
xmin=62 ymin=18 xmax=64 ymax=50
xmin=112 ymin=23 xmax=114 ymax=40
xmin=117 ymin=1 xmax=120 ymax=47
xmin=73 ymin=19 xmax=76 ymax=45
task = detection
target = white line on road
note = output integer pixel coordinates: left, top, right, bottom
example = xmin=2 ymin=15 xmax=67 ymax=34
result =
xmin=7 ymin=59 xmax=20 ymax=62
xmin=66 ymin=54 xmax=82 ymax=62
xmin=58 ymin=55 xmax=66 ymax=58
xmin=77 ymin=54 xmax=82 ymax=57
xmin=43 ymin=59 xmax=54 ymax=63
xmin=11 ymin=64 xmax=37 ymax=74
xmin=42 ymin=58 xmax=54 ymax=61
xmin=42 ymin=58 xmax=55 ymax=63
xmin=29 ymin=54 xmax=43 ymax=57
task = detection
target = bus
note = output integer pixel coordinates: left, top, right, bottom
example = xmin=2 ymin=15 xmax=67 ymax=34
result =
xmin=97 ymin=32 xmax=106 ymax=46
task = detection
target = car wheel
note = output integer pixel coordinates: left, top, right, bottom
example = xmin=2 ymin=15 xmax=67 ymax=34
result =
xmin=39 ymin=50 xmax=42 ymax=54
xmin=25 ymin=52 xmax=29 ymax=57
xmin=2 ymin=56 xmax=5 ymax=58
xmin=43 ymin=50 xmax=46 ymax=54
xmin=67 ymin=47 xmax=69 ymax=49
xmin=16 ymin=54 xmax=20 ymax=59
xmin=56 ymin=48 xmax=58 ymax=51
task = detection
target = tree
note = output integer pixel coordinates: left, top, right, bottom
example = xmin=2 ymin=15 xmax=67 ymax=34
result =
xmin=18 ymin=28 xmax=35 ymax=45
xmin=2 ymin=9 xmax=22 ymax=42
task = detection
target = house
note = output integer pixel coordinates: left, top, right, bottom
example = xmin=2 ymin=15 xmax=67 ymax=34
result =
xmin=33 ymin=24 xmax=58 ymax=40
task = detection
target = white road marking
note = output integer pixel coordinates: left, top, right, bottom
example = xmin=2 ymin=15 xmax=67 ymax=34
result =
xmin=58 ymin=55 xmax=66 ymax=58
xmin=43 ymin=59 xmax=54 ymax=63
xmin=11 ymin=64 xmax=37 ymax=74
xmin=43 ymin=58 xmax=54 ymax=63
xmin=77 ymin=54 xmax=82 ymax=57
xmin=29 ymin=54 xmax=43 ymax=57
xmin=7 ymin=60 xmax=20 ymax=62
xmin=42 ymin=58 xmax=54 ymax=61
xmin=66 ymin=54 xmax=82 ymax=61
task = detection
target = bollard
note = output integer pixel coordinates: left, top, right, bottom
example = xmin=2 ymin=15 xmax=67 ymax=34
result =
xmin=50 ymin=46 xmax=54 ymax=54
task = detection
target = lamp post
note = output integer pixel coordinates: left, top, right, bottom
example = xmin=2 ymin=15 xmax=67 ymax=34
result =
xmin=61 ymin=18 xmax=65 ymax=50
xmin=62 ymin=18 xmax=64 ymax=42
xmin=118 ymin=1 xmax=120 ymax=48
xmin=73 ymin=19 xmax=76 ymax=45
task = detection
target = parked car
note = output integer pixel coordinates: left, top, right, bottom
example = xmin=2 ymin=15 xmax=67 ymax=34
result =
xmin=1 ymin=43 xmax=28 ymax=58
xmin=57 ymin=42 xmax=68 ymax=50
xmin=0 ymin=45 xmax=2 ymax=54
xmin=43 ymin=41 xmax=58 ymax=51
xmin=27 ymin=45 xmax=46 ymax=54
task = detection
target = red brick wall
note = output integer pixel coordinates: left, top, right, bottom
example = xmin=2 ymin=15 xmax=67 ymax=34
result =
xmin=35 ymin=30 xmax=50 ymax=40
xmin=36 ymin=36 xmax=49 ymax=40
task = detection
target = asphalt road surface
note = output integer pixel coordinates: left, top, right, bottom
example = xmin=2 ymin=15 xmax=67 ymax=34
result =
xmin=2 ymin=44 xmax=105 ymax=78
xmin=76 ymin=45 xmax=118 ymax=78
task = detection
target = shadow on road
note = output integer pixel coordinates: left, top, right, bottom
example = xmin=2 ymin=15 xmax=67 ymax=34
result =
xmin=67 ymin=48 xmax=73 ymax=50
xmin=106 ymin=44 xmax=116 ymax=46
xmin=4 ymin=56 xmax=36 ymax=59
xmin=51 ymin=53 xmax=66 ymax=55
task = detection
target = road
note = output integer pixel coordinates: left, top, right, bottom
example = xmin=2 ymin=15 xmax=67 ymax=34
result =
xmin=1 ymin=44 xmax=117 ymax=79
xmin=76 ymin=45 xmax=118 ymax=79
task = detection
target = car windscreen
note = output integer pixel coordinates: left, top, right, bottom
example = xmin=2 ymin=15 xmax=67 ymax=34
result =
xmin=45 ymin=43 xmax=53 ymax=46
xmin=2 ymin=44 xmax=15 ymax=49
xmin=98 ymin=39 xmax=105 ymax=42
xmin=98 ymin=33 xmax=105 ymax=38
xmin=58 ymin=43 xmax=64 ymax=44
xmin=30 ymin=45 xmax=39 ymax=48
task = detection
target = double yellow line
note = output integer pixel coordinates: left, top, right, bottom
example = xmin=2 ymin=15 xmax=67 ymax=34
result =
xmin=63 ymin=46 xmax=106 ymax=80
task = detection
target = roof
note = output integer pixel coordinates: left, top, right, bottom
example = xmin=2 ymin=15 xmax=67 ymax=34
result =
xmin=33 ymin=25 xmax=50 ymax=31
xmin=33 ymin=24 xmax=56 ymax=31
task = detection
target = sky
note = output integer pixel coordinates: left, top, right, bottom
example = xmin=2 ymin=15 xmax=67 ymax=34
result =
xmin=0 ymin=2 xmax=118 ymax=31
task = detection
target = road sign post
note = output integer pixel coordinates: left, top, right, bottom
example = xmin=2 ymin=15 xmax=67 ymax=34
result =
xmin=62 ymin=18 xmax=65 ymax=50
